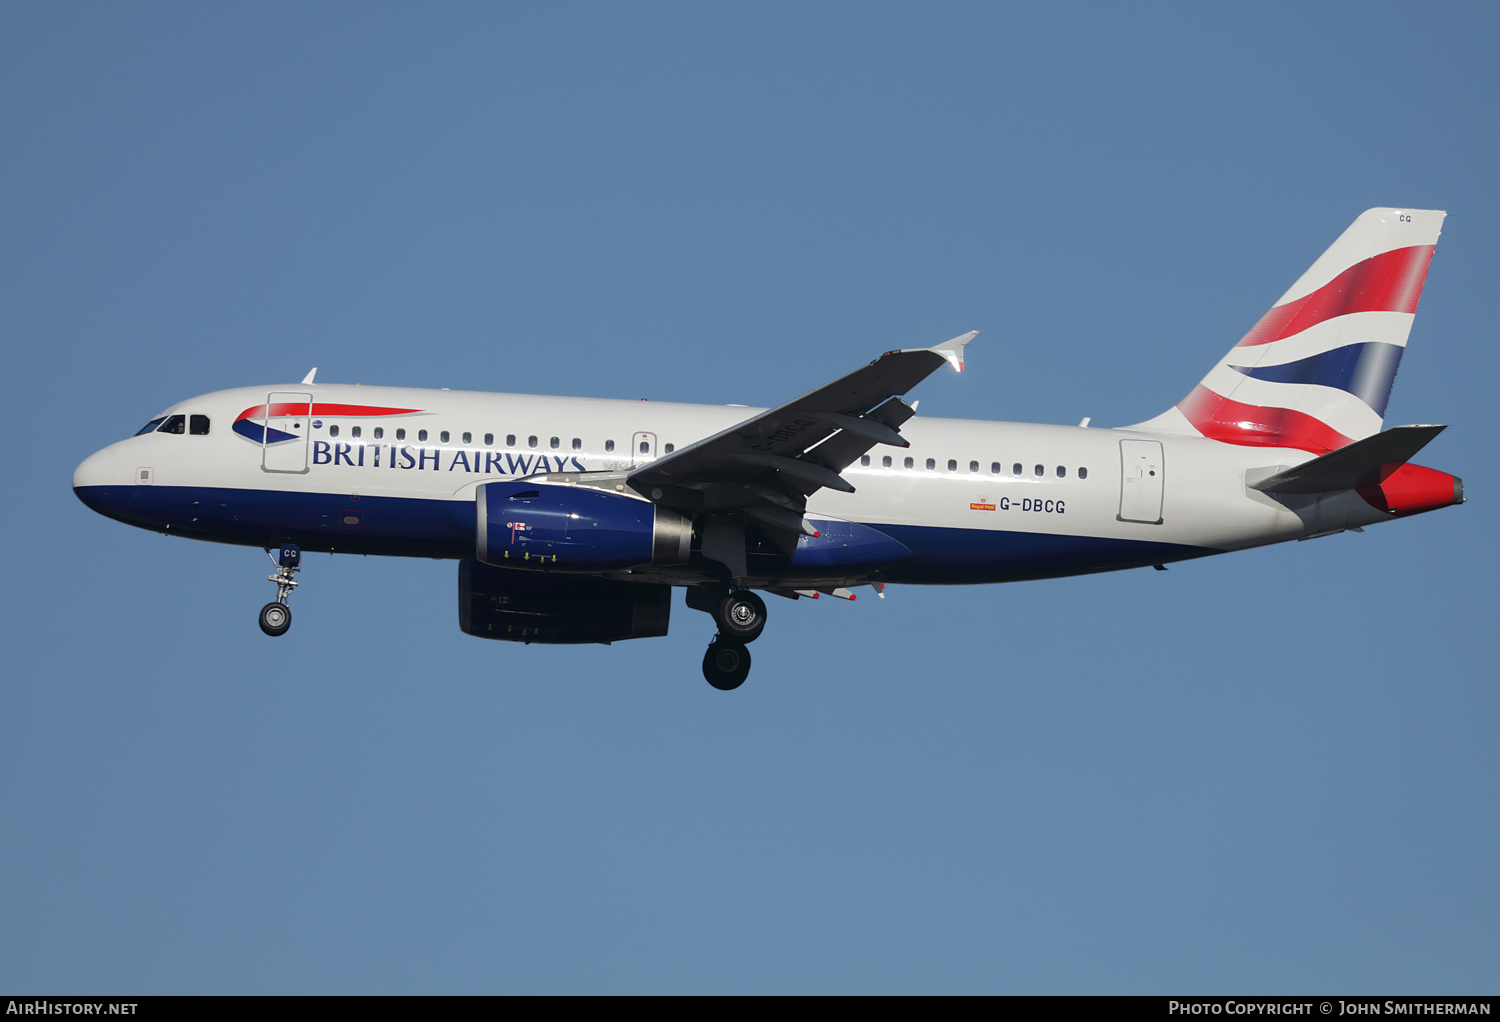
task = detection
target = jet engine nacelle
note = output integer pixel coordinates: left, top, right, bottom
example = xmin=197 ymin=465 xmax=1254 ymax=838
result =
xmin=476 ymin=481 xmax=692 ymax=572
xmin=458 ymin=560 xmax=671 ymax=644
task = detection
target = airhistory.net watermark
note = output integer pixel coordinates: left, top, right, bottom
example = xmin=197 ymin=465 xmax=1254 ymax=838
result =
xmin=5 ymin=1003 xmax=137 ymax=1015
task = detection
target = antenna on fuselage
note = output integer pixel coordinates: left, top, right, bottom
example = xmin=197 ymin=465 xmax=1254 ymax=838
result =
xmin=301 ymin=368 xmax=318 ymax=385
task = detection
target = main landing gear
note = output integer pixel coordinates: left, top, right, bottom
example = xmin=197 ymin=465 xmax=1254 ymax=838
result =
xmin=703 ymin=638 xmax=751 ymax=691
xmin=689 ymin=588 xmax=768 ymax=691
xmin=259 ymin=543 xmax=301 ymax=637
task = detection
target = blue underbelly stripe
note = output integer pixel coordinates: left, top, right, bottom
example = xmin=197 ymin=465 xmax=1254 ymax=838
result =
xmin=73 ymin=484 xmax=474 ymax=559
xmin=869 ymin=522 xmax=1211 ymax=583
xmin=74 ymin=485 xmax=1214 ymax=581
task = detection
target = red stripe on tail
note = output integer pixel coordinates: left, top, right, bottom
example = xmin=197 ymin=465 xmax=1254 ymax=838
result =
xmin=1177 ymin=384 xmax=1353 ymax=454
xmin=1236 ymin=245 xmax=1435 ymax=347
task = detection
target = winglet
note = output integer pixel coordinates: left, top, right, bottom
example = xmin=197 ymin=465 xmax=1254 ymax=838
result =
xmin=301 ymin=368 xmax=318 ymax=385
xmin=927 ymin=331 xmax=976 ymax=373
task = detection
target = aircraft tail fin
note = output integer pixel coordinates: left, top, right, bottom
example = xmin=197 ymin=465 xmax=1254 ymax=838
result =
xmin=1129 ymin=208 xmax=1446 ymax=453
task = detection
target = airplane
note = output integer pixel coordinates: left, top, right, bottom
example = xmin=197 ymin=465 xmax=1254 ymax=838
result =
xmin=72 ymin=207 xmax=1464 ymax=690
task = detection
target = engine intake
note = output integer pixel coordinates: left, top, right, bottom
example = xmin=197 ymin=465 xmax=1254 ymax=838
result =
xmin=476 ymin=482 xmax=691 ymax=571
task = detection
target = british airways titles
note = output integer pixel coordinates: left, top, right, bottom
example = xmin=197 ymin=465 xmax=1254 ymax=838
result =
xmin=309 ymin=440 xmax=589 ymax=475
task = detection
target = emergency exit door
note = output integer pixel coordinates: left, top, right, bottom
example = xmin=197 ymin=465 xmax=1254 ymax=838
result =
xmin=1118 ymin=439 xmax=1164 ymax=524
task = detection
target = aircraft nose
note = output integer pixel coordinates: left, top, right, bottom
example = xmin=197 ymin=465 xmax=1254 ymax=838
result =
xmin=74 ymin=447 xmax=116 ymax=491
xmin=73 ymin=444 xmax=133 ymax=515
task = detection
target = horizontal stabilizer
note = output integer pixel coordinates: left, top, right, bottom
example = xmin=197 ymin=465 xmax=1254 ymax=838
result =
xmin=1249 ymin=424 xmax=1446 ymax=494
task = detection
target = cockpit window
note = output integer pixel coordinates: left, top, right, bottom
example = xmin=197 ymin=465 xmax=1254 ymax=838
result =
xmin=190 ymin=415 xmax=210 ymax=436
xmin=156 ymin=415 xmax=186 ymax=434
xmin=135 ymin=417 xmax=167 ymax=436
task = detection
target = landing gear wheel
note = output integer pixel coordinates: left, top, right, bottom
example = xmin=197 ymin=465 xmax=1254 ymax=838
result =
xmin=261 ymin=545 xmax=301 ymax=635
xmin=703 ymin=637 xmax=751 ymax=691
xmin=259 ymin=601 xmax=292 ymax=637
xmin=717 ymin=590 xmax=767 ymax=643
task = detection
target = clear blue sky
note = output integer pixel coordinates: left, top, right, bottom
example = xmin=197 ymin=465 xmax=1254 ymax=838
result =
xmin=3 ymin=2 xmax=1495 ymax=994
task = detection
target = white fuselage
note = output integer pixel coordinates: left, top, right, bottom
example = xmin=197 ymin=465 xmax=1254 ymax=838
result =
xmin=73 ymin=382 xmax=1388 ymax=588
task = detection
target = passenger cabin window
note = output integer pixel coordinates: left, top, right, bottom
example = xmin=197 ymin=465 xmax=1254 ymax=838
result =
xmin=571 ymin=438 xmax=581 ymax=450
xmin=904 ymin=457 xmax=914 ymax=469
xmin=440 ymin=430 xmax=450 ymax=443
xmin=1034 ymin=464 xmax=1044 ymax=477
xmin=882 ymin=455 xmax=892 ymax=468
xmin=1012 ymin=463 xmax=1022 ymax=475
xmin=135 ymin=417 xmax=167 ymax=436
xmin=528 ymin=436 xmax=538 ymax=448
xmin=507 ymin=435 xmax=516 ymax=447
xmin=373 ymin=427 xmax=384 ymax=440
xmin=925 ymin=458 xmax=935 ymax=470
xmin=418 ymin=429 xmax=428 ymax=442
xmin=550 ymin=436 xmax=559 ymax=449
xmin=157 ymin=415 xmax=185 ymax=434
xmin=396 ymin=428 xmax=406 ymax=441
xmin=190 ymin=415 xmax=210 ymax=436
xmin=1079 ymin=467 xmax=1088 ymax=480
xmin=351 ymin=426 xmax=361 ymax=439
xmin=1056 ymin=466 xmax=1066 ymax=478
xmin=462 ymin=432 xmax=471 ymax=445
xmin=329 ymin=424 xmax=340 ymax=438
xmin=605 ymin=440 xmax=615 ymax=453
xmin=990 ymin=462 xmax=1001 ymax=474
xmin=947 ymin=459 xmax=957 ymax=472
xmin=664 ymin=443 xmax=675 ymax=453
xmin=483 ymin=433 xmax=493 ymax=446
xmin=860 ymin=455 xmax=870 ymax=466
xmin=969 ymin=461 xmax=978 ymax=473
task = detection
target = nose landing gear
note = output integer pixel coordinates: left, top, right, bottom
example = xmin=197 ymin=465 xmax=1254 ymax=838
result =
xmin=259 ymin=601 xmax=291 ymax=636
xmin=259 ymin=543 xmax=301 ymax=637
xmin=688 ymin=587 xmax=767 ymax=690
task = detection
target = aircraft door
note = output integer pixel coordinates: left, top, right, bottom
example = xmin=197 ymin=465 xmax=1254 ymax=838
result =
xmin=631 ymin=431 xmax=657 ymax=468
xmin=1118 ymin=439 xmax=1164 ymax=524
xmin=262 ymin=392 xmax=312 ymax=473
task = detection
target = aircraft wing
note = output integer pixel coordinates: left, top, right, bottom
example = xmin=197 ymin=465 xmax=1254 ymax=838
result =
xmin=628 ymin=332 xmax=974 ymax=560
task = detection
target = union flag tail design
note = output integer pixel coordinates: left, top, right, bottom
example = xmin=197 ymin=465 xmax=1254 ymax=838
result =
xmin=1132 ymin=208 xmax=1446 ymax=453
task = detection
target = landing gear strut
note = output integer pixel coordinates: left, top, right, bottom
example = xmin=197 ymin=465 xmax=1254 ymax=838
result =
xmin=688 ymin=587 xmax=767 ymax=690
xmin=260 ymin=543 xmax=301 ymax=637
